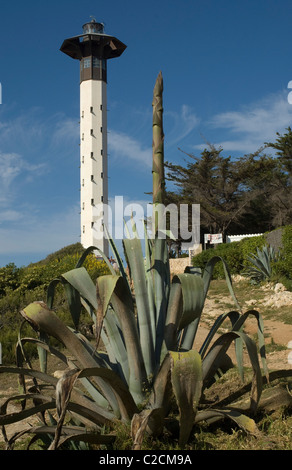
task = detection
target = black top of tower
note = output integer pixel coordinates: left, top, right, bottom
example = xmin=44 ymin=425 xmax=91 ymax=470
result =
xmin=60 ymin=19 xmax=127 ymax=60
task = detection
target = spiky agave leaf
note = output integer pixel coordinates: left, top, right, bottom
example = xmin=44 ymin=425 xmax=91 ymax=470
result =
xmin=144 ymin=349 xmax=202 ymax=447
xmin=169 ymin=350 xmax=202 ymax=447
xmin=123 ymin=237 xmax=156 ymax=378
xmin=202 ymin=331 xmax=263 ymax=414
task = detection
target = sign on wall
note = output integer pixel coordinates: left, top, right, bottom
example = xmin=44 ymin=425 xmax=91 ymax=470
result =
xmin=204 ymin=233 xmax=223 ymax=245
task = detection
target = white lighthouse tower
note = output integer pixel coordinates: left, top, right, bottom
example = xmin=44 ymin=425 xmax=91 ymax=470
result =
xmin=60 ymin=19 xmax=126 ymax=256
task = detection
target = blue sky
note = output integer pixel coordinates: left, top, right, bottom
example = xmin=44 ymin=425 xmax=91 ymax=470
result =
xmin=1 ymin=0 xmax=292 ymax=267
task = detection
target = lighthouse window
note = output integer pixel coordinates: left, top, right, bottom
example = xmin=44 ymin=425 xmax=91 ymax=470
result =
xmin=93 ymin=57 xmax=100 ymax=68
xmin=83 ymin=58 xmax=91 ymax=69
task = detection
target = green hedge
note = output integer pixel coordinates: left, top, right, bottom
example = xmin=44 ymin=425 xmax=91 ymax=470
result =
xmin=192 ymin=227 xmax=292 ymax=280
xmin=273 ymin=226 xmax=292 ymax=280
xmin=192 ymin=234 xmax=266 ymax=278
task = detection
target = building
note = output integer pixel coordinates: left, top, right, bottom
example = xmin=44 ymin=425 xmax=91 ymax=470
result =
xmin=60 ymin=19 xmax=126 ymax=255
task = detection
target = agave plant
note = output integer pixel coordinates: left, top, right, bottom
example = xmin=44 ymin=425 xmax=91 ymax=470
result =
xmin=0 ymin=73 xmax=270 ymax=450
xmin=244 ymin=245 xmax=279 ymax=284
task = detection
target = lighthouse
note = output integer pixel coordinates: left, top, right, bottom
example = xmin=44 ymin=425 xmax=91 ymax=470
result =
xmin=60 ymin=19 xmax=126 ymax=256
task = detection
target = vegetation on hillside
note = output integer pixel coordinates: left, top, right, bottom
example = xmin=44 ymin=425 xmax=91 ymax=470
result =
xmin=0 ymin=243 xmax=110 ymax=364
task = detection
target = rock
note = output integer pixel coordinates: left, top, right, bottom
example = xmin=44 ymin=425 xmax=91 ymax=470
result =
xmin=274 ymin=283 xmax=286 ymax=293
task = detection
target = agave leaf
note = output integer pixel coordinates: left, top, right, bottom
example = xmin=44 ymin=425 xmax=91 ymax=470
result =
xmin=95 ymin=274 xmax=122 ymax=346
xmin=103 ymin=223 xmax=128 ymax=282
xmin=174 ymin=274 xmax=205 ymax=331
xmin=232 ymin=309 xmax=269 ymax=380
xmin=169 ymin=350 xmax=202 ymax=447
xmin=46 ymin=275 xmax=83 ymax=330
xmin=51 ymin=369 xmax=80 ymax=450
xmin=143 ymin=221 xmax=156 ymax=343
xmin=102 ymin=308 xmax=130 ymax=384
xmin=202 ymin=331 xmax=262 ymax=413
xmin=153 ymin=237 xmax=170 ymax=362
xmin=77 ymin=367 xmax=138 ymax=422
xmin=180 ymin=256 xmax=241 ymax=353
xmin=5 ymin=423 xmax=114 ymax=451
xmin=199 ymin=310 xmax=241 ymax=358
xmin=46 ymin=278 xmax=62 ymax=310
xmin=123 ymin=237 xmax=155 ymax=377
xmin=131 ymin=408 xmax=164 ymax=450
xmin=16 ymin=425 xmax=115 ymax=450
xmin=0 ymin=365 xmax=116 ymax=425
xmin=0 ymin=394 xmax=56 ymax=426
xmin=108 ymin=276 xmax=148 ymax=404
xmin=198 ymin=310 xmax=243 ymax=381
xmin=75 ymin=245 xmax=114 ymax=274
xmin=15 ymin=336 xmax=69 ymax=383
xmin=61 ymin=267 xmax=97 ymax=310
xmin=202 ymin=256 xmax=241 ymax=311
xmin=163 ymin=273 xmax=205 ymax=354
xmin=195 ymin=408 xmax=260 ymax=435
xmin=147 ymin=353 xmax=172 ymax=414
xmin=50 ymin=427 xmax=115 ymax=449
xmin=20 ymin=302 xmax=120 ymax=416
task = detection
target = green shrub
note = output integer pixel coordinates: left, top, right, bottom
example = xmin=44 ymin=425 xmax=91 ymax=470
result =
xmin=273 ymin=225 xmax=292 ymax=280
xmin=239 ymin=235 xmax=266 ymax=266
xmin=191 ymin=242 xmax=242 ymax=278
xmin=0 ymin=263 xmax=22 ymax=297
xmin=192 ymin=235 xmax=266 ymax=279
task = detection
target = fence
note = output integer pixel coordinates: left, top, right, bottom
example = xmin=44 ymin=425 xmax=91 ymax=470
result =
xmin=226 ymin=234 xmax=263 ymax=243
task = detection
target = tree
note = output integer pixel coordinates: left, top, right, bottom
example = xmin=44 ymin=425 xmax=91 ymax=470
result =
xmin=264 ymin=127 xmax=292 ymax=226
xmin=165 ymin=146 xmax=256 ymax=241
xmin=236 ymin=150 xmax=290 ymax=229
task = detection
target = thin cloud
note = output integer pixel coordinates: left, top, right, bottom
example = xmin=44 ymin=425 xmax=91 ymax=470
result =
xmin=0 ymin=151 xmax=46 ymax=203
xmin=50 ymin=117 xmax=79 ymax=148
xmin=165 ymin=104 xmax=200 ymax=145
xmin=207 ymin=90 xmax=292 ymax=153
xmin=108 ymin=104 xmax=199 ymax=168
xmin=109 ymin=130 xmax=152 ymax=168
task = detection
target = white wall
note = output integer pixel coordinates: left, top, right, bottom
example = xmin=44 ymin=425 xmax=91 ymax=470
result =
xmin=226 ymin=233 xmax=263 ymax=243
